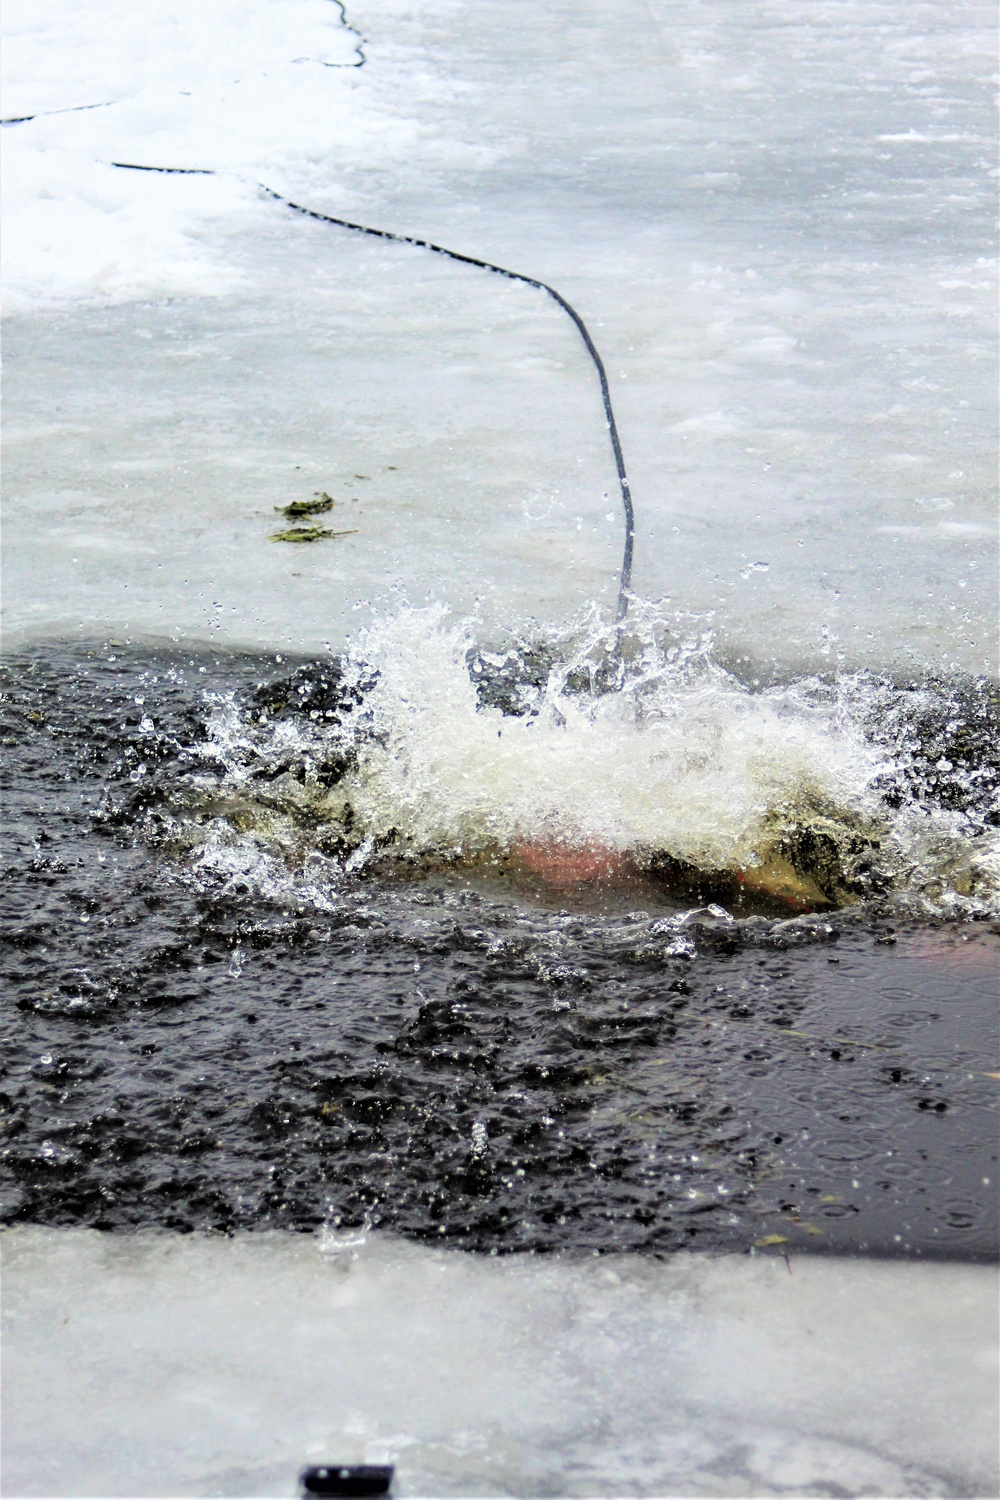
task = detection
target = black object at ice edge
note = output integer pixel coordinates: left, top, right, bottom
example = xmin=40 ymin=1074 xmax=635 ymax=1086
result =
xmin=300 ymin=1464 xmax=394 ymax=1496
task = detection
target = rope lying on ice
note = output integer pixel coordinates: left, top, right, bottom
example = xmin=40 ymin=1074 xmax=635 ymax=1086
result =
xmin=109 ymin=161 xmax=637 ymax=619
xmin=257 ymin=183 xmax=636 ymax=620
xmin=310 ymin=0 xmax=366 ymax=68
xmin=0 ymin=100 xmax=115 ymax=126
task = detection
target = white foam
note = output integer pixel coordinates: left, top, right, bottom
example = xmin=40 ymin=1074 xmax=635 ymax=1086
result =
xmin=338 ymin=606 xmax=881 ymax=865
xmin=2 ymin=1227 xmax=996 ymax=1497
xmin=192 ymin=604 xmax=999 ymax=918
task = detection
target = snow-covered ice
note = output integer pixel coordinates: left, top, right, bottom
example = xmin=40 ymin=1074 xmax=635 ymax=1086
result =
xmin=2 ymin=0 xmax=996 ymax=667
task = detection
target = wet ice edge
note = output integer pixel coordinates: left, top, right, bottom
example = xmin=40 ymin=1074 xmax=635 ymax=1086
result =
xmin=2 ymin=1226 xmax=997 ymax=1498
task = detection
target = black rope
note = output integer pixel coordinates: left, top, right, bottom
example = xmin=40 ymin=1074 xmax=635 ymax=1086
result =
xmin=1 ymin=101 xmax=115 ymax=127
xmin=107 ymin=164 xmax=636 ymax=619
xmin=258 ymin=185 xmax=635 ymax=621
xmin=310 ymin=0 xmax=366 ymax=68
xmin=111 ymin=162 xmax=214 ymax=174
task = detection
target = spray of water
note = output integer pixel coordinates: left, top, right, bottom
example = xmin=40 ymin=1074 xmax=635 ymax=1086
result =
xmin=173 ymin=602 xmax=997 ymax=920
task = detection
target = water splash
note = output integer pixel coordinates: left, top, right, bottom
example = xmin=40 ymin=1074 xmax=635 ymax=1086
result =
xmin=162 ymin=601 xmax=998 ymax=919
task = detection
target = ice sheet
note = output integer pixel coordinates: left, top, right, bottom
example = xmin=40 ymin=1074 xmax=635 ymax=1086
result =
xmin=2 ymin=0 xmax=996 ymax=668
xmin=2 ymin=1227 xmax=997 ymax=1498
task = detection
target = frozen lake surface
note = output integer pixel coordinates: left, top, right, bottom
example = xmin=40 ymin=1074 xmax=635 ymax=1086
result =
xmin=2 ymin=0 xmax=996 ymax=667
xmin=3 ymin=1226 xmax=997 ymax=1498
xmin=2 ymin=1 xmax=998 ymax=1497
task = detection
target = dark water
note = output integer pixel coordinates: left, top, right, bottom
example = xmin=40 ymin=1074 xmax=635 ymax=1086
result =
xmin=1 ymin=643 xmax=997 ymax=1260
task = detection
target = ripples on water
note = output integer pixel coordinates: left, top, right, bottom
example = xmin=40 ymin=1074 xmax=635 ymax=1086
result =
xmin=1 ymin=606 xmax=997 ymax=1258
